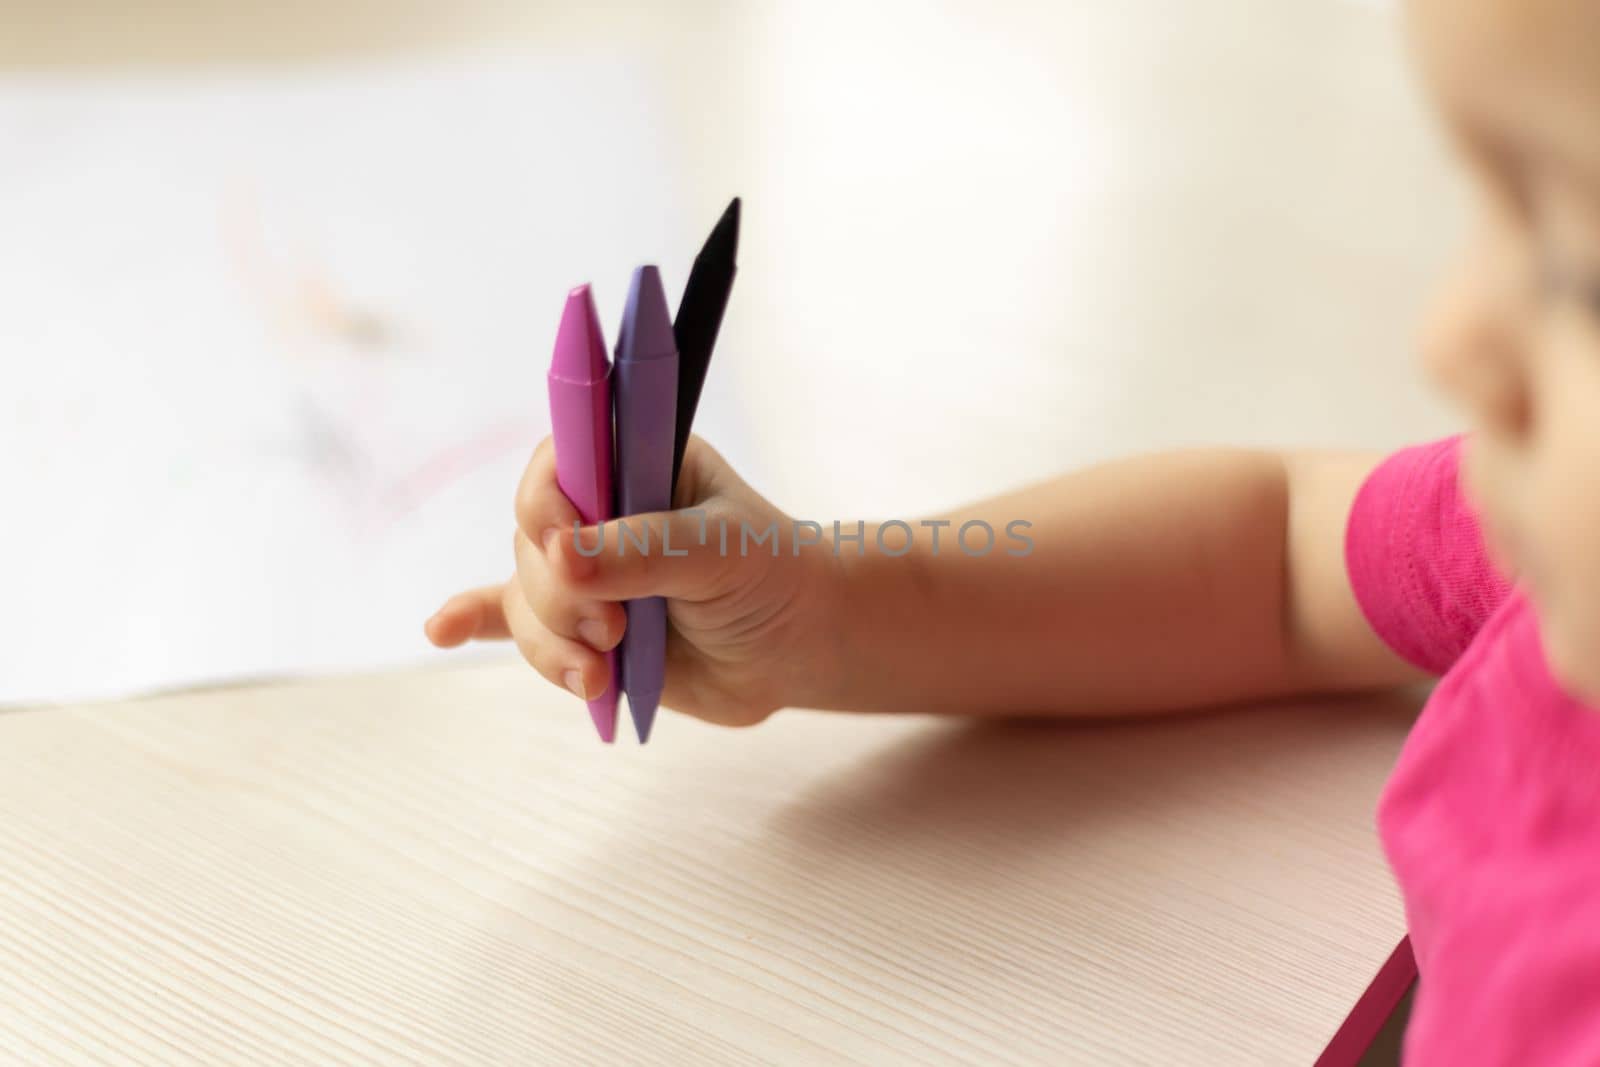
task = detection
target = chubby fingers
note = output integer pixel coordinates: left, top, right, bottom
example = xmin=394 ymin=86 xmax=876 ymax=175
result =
xmin=503 ymin=579 xmax=612 ymax=700
xmin=425 ymin=584 xmax=512 ymax=647
xmin=515 ymin=436 xmax=580 ymax=549
xmin=512 ymin=435 xmax=629 ymax=651
xmin=423 ymin=579 xmax=610 ymax=701
xmin=513 ymin=527 xmax=625 ymax=652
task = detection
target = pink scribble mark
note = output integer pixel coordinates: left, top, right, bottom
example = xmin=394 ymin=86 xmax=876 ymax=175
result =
xmin=377 ymin=417 xmax=540 ymax=524
xmin=221 ymin=176 xmax=542 ymax=541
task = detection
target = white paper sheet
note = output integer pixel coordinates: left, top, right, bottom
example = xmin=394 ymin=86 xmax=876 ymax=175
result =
xmin=0 ymin=59 xmax=747 ymax=705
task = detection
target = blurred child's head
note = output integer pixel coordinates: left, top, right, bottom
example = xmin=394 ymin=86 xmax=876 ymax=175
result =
xmin=1408 ymin=0 xmax=1600 ymax=699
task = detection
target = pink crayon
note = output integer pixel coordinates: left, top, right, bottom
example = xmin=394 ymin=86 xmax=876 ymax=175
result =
xmin=547 ymin=284 xmax=619 ymax=742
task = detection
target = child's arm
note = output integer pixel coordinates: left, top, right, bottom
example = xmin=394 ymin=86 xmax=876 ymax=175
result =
xmin=816 ymin=448 xmax=1430 ymax=716
xmin=427 ymin=440 xmax=1426 ymax=724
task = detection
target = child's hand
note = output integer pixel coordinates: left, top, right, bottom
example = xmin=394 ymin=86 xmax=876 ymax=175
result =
xmin=425 ymin=437 xmax=843 ymax=727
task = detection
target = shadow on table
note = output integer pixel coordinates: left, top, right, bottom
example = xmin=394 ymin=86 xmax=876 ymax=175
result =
xmin=453 ymin=691 xmax=1422 ymax=1063
xmin=764 ymin=690 xmax=1423 ymax=883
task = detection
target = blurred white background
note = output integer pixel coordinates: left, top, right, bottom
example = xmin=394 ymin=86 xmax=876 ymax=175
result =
xmin=0 ymin=0 xmax=1464 ymax=704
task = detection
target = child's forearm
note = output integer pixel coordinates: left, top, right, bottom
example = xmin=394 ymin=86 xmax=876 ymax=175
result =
xmin=814 ymin=448 xmax=1400 ymax=717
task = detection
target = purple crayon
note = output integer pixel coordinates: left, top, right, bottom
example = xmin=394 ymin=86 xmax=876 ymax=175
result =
xmin=613 ymin=265 xmax=679 ymax=742
xmin=548 ymin=285 xmax=619 ymax=743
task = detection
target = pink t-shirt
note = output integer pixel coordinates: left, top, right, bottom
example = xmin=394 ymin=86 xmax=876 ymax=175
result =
xmin=1345 ymin=435 xmax=1600 ymax=1064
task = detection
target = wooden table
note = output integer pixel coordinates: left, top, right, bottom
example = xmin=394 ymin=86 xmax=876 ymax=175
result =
xmin=0 ymin=665 xmax=1414 ymax=1064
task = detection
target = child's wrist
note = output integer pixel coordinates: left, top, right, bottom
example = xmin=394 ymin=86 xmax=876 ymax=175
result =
xmin=773 ymin=532 xmax=854 ymax=712
xmin=804 ymin=522 xmax=932 ymax=712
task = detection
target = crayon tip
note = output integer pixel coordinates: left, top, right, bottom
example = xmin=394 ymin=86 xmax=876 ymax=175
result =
xmin=712 ymin=197 xmax=740 ymax=251
xmin=617 ymin=265 xmax=677 ymax=362
xmin=629 ymin=696 xmax=659 ymax=745
xmin=587 ymin=693 xmax=618 ymax=743
xmin=551 ymin=284 xmax=610 ymax=382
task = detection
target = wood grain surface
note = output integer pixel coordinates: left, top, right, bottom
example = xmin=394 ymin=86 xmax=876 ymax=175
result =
xmin=0 ymin=664 xmax=1414 ymax=1065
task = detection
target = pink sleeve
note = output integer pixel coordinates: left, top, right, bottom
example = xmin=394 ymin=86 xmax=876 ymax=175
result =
xmin=1343 ymin=435 xmax=1514 ymax=675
